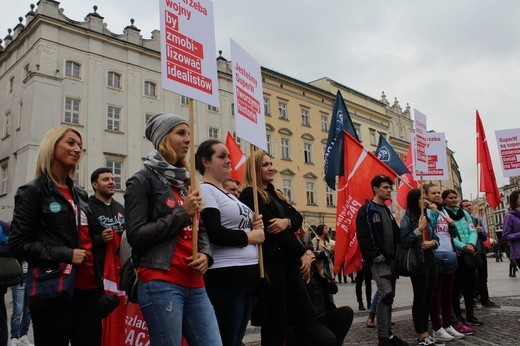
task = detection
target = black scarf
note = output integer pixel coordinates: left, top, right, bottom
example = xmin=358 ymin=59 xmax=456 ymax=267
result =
xmin=445 ymin=206 xmax=465 ymax=221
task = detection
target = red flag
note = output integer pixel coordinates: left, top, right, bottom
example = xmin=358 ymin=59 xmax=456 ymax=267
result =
xmin=396 ymin=144 xmax=419 ymax=210
xmin=476 ymin=111 xmax=500 ymax=210
xmin=102 ymin=235 xmax=126 ymax=346
xmin=334 ymin=131 xmax=398 ymax=275
xmin=225 ymin=132 xmax=246 ymax=184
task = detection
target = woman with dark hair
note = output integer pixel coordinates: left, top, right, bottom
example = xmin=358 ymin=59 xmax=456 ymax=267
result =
xmin=400 ymin=188 xmax=438 ymax=345
xmin=239 ymin=151 xmax=317 ymax=345
xmin=503 ymin=190 xmax=520 ymax=269
xmin=442 ymin=189 xmax=482 ymax=328
xmin=9 ymin=126 xmax=102 ymax=346
xmin=124 ymin=113 xmax=221 ymax=346
xmin=423 ymin=184 xmax=469 ymax=339
xmin=196 ymin=139 xmax=264 ymax=346
xmin=312 ymin=225 xmax=334 ymax=278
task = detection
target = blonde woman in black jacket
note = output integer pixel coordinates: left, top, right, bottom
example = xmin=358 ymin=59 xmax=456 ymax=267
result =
xmin=10 ymin=126 xmax=102 ymax=346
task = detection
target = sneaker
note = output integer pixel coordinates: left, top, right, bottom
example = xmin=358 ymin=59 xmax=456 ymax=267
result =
xmin=388 ymin=335 xmax=409 ymax=346
xmin=445 ymin=325 xmax=465 ymax=339
xmin=432 ymin=328 xmax=454 ymax=342
xmin=474 ymin=301 xmax=482 ymax=309
xmin=417 ymin=336 xmax=434 ymax=345
xmin=466 ymin=316 xmax=484 ymax=326
xmin=18 ymin=335 xmax=33 ymax=346
xmin=481 ymin=300 xmax=501 ymax=308
xmin=454 ymin=322 xmax=475 ymax=335
xmin=9 ymin=338 xmax=19 ymax=346
xmin=366 ymin=314 xmax=375 ymax=328
xmin=359 ymin=302 xmax=366 ymax=310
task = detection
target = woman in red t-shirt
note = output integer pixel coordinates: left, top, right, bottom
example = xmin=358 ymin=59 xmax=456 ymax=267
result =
xmin=125 ymin=113 xmax=221 ymax=346
xmin=10 ymin=126 xmax=102 ymax=346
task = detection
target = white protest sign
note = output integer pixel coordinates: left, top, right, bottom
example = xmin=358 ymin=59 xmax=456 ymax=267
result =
xmin=160 ymin=0 xmax=219 ymax=107
xmin=412 ymin=109 xmax=428 ymax=178
xmin=495 ymin=128 xmax=520 ymax=177
xmin=421 ymin=132 xmax=448 ymax=180
xmin=231 ymin=39 xmax=267 ymax=150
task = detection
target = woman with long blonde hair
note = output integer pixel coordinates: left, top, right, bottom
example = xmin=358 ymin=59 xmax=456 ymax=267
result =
xmin=239 ymin=151 xmax=317 ymax=345
xmin=10 ymin=126 xmax=102 ymax=346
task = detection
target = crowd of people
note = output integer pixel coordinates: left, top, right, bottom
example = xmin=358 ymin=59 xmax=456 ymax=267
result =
xmin=0 ymin=112 xmax=517 ymax=346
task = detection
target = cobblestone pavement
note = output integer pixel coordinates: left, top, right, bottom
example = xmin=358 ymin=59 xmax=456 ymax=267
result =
xmin=243 ymin=258 xmax=520 ymax=345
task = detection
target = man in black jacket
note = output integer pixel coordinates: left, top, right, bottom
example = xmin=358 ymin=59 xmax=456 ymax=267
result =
xmin=88 ymin=168 xmax=125 ymax=276
xmin=356 ymin=175 xmax=407 ymax=346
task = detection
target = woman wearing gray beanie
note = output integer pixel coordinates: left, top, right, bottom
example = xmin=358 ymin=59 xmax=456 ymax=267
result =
xmin=124 ymin=113 xmax=222 ymax=346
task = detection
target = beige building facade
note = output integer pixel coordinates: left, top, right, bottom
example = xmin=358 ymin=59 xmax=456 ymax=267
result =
xmin=1 ymin=1 xmax=463 ymax=227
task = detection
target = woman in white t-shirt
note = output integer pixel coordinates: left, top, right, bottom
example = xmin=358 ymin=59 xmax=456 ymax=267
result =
xmin=196 ymin=139 xmax=265 ymax=346
xmin=424 ymin=184 xmax=470 ymax=341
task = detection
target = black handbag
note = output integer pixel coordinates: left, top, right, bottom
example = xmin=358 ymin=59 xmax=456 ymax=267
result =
xmin=0 ymin=256 xmax=23 ymax=289
xmin=461 ymin=251 xmax=483 ymax=270
xmin=395 ymin=243 xmax=419 ymax=277
xmin=25 ymin=263 xmax=76 ymax=300
xmin=434 ymin=250 xmax=458 ymax=274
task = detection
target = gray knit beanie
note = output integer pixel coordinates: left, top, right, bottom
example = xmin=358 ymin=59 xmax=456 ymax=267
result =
xmin=145 ymin=113 xmax=188 ymax=149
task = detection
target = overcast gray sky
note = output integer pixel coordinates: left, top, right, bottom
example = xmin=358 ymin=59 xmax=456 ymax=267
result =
xmin=2 ymin=0 xmax=519 ymax=198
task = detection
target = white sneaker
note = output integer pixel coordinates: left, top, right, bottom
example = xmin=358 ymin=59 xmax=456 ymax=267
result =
xmin=9 ymin=338 xmax=19 ymax=346
xmin=445 ymin=325 xmax=465 ymax=339
xmin=18 ymin=336 xmax=33 ymax=346
xmin=433 ymin=327 xmax=455 ymax=342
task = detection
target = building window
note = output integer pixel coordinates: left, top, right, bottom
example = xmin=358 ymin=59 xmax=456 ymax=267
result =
xmin=180 ymin=95 xmax=189 ymax=105
xmin=144 ymin=113 xmax=154 ymax=130
xmin=65 ymin=61 xmax=81 ymax=79
xmin=281 ymin=138 xmax=290 ymax=160
xmin=209 ymin=127 xmax=219 ymax=139
xmin=106 ymin=106 xmax=121 ymax=132
xmin=144 ymin=81 xmax=157 ymax=97
xmin=306 ymin=182 xmax=316 ymax=205
xmin=9 ymin=77 xmax=14 ymax=93
xmin=3 ymin=112 xmax=10 ymax=138
xmin=231 ymin=103 xmax=235 ymax=116
xmin=106 ymin=159 xmax=123 ymax=190
xmin=17 ymin=102 xmax=22 ymax=131
xmin=354 ymin=123 xmax=361 ymax=140
xmin=64 ymin=97 xmax=81 ymax=124
xmin=232 ymin=131 xmax=241 ymax=145
xmin=0 ymin=163 xmax=7 ymax=195
xmin=282 ymin=179 xmax=293 ymax=202
xmin=264 ymin=97 xmax=271 ymax=116
xmin=278 ymin=101 xmax=288 ymax=120
xmin=304 ymin=143 xmax=313 ymax=164
xmin=208 ymin=105 xmax=218 ymax=112
xmin=266 ymin=134 xmax=272 ymax=156
xmin=107 ymin=71 xmax=121 ymax=88
xmin=369 ymin=128 xmax=377 ymax=146
xmin=301 ymin=108 xmax=310 ymax=126
xmin=72 ymin=166 xmax=81 ymax=187
xmin=326 ymin=185 xmax=335 ymax=207
xmin=321 ymin=114 xmax=328 ymax=131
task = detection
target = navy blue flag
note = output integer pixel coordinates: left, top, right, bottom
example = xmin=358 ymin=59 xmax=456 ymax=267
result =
xmin=375 ymin=134 xmax=410 ymax=175
xmin=324 ymin=91 xmax=360 ymax=190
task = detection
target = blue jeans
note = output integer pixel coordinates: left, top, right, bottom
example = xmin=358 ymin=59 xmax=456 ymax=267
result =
xmin=138 ymin=281 xmax=222 ymax=346
xmin=10 ymin=281 xmax=31 ymax=339
xmin=369 ymin=290 xmax=380 ymax=316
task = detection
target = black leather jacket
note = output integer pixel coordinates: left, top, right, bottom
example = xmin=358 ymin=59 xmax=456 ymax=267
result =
xmin=124 ymin=167 xmax=212 ymax=271
xmin=9 ymin=175 xmax=98 ymax=275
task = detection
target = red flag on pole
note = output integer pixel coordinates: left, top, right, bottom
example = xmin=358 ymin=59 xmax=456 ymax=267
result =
xmin=102 ymin=236 xmax=126 ymax=346
xmin=225 ymin=132 xmax=246 ymax=184
xmin=476 ymin=111 xmax=501 ymax=210
xmin=334 ymin=131 xmax=398 ymax=275
xmin=396 ymin=144 xmax=419 ymax=210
